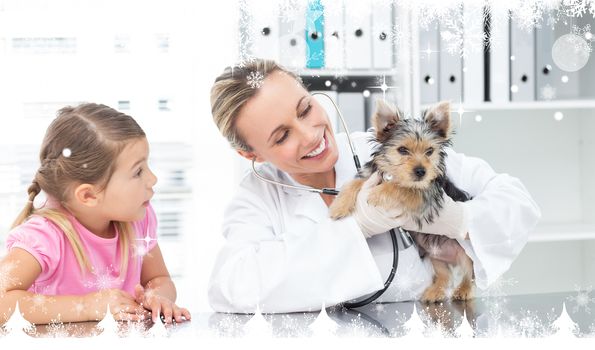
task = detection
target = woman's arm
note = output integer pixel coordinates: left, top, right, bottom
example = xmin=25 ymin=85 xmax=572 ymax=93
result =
xmin=0 ymin=249 xmax=145 ymax=324
xmin=208 ymin=173 xmax=385 ymax=314
xmin=444 ymin=148 xmax=542 ymax=288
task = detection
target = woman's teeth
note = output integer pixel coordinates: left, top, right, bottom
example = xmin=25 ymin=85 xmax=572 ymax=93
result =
xmin=304 ymin=138 xmax=326 ymax=158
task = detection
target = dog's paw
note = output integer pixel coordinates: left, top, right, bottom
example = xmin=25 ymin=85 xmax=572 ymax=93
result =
xmin=328 ymin=201 xmax=354 ymax=220
xmin=421 ymin=285 xmax=447 ymax=303
xmin=452 ymin=284 xmax=474 ymax=301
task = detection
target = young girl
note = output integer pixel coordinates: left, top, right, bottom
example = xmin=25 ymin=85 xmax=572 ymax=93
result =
xmin=0 ymin=103 xmax=190 ymax=325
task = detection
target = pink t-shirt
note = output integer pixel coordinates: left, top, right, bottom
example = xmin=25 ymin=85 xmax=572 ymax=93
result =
xmin=5 ymin=203 xmax=158 ymax=296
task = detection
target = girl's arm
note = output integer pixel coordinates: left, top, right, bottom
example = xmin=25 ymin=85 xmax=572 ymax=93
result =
xmin=137 ymin=244 xmax=190 ymax=323
xmin=0 ymin=248 xmax=147 ymax=325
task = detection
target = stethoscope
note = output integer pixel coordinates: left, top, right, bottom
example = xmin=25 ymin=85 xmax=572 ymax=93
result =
xmin=251 ymin=92 xmax=415 ymax=309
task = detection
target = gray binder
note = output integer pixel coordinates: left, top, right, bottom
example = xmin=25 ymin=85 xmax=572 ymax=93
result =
xmin=419 ymin=21 xmax=440 ymax=104
xmin=337 ymin=92 xmax=366 ymax=132
xmin=510 ymin=18 xmax=535 ymax=101
xmin=535 ymin=14 xmax=579 ymax=100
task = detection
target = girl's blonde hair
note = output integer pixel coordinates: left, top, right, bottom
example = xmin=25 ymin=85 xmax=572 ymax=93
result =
xmin=210 ymin=59 xmax=303 ymax=151
xmin=12 ymin=103 xmax=146 ymax=275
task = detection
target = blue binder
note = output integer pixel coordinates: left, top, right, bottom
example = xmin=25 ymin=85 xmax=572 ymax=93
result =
xmin=305 ymin=0 xmax=325 ymax=69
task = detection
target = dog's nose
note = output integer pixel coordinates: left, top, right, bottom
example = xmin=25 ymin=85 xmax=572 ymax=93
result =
xmin=414 ymin=166 xmax=426 ymax=179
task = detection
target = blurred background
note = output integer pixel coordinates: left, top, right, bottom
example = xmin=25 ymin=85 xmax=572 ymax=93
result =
xmin=1 ymin=0 xmax=594 ymax=311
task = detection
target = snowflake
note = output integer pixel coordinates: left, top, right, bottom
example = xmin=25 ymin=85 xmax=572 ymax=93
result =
xmin=246 ymin=71 xmax=264 ymax=89
xmin=439 ymin=6 xmax=489 ymax=59
xmin=566 ymin=285 xmax=595 ymax=314
xmin=540 ymin=84 xmax=557 ymax=100
xmin=24 ymin=294 xmax=55 ymax=314
xmin=84 ymin=265 xmax=123 ymax=291
xmin=562 ymin=0 xmax=590 ymax=17
xmin=72 ymin=300 xmax=86 ymax=317
xmin=572 ymin=24 xmax=594 ymax=52
xmin=45 ymin=316 xmax=70 ymax=338
xmin=373 ymin=303 xmax=387 ymax=316
xmin=0 ymin=260 xmax=20 ymax=296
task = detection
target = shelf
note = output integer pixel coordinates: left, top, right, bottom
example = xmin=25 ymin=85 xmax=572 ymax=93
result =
xmin=298 ymin=68 xmax=399 ymax=77
xmin=528 ymin=223 xmax=595 ymax=243
xmin=422 ymin=100 xmax=595 ymax=111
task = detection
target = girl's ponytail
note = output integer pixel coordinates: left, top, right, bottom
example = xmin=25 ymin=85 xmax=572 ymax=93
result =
xmin=11 ymin=179 xmax=41 ymax=229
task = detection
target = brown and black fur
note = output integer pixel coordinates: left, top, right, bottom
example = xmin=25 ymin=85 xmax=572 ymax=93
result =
xmin=329 ymin=100 xmax=474 ymax=303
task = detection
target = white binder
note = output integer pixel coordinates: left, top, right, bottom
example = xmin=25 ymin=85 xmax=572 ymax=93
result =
xmin=337 ymin=92 xmax=366 ymax=132
xmin=489 ymin=5 xmax=510 ymax=103
xmin=463 ymin=4 xmax=485 ymax=103
xmin=248 ymin=0 xmax=280 ymax=61
xmin=419 ymin=21 xmax=440 ymax=104
xmin=344 ymin=0 xmax=372 ymax=69
xmin=279 ymin=1 xmax=306 ymax=68
xmin=439 ymin=27 xmax=463 ymax=102
xmin=322 ymin=0 xmax=344 ymax=69
xmin=312 ymin=90 xmax=339 ymax=132
xmin=509 ymin=17 xmax=535 ymax=101
xmin=371 ymin=0 xmax=393 ymax=69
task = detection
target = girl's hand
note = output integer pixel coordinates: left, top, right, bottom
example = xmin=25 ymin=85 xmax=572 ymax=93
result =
xmin=134 ymin=284 xmax=191 ymax=324
xmin=84 ymin=288 xmax=150 ymax=322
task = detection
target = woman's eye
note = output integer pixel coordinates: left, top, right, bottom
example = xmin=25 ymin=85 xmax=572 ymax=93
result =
xmin=397 ymin=146 xmax=409 ymax=155
xmin=426 ymin=147 xmax=434 ymax=156
xmin=299 ymin=103 xmax=312 ymax=119
xmin=276 ymin=130 xmax=289 ymax=144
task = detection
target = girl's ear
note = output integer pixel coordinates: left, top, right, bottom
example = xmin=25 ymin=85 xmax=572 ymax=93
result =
xmin=73 ymin=183 xmax=100 ymax=207
xmin=237 ymin=149 xmax=265 ymax=163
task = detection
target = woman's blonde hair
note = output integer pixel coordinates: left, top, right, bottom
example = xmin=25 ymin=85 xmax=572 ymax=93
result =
xmin=12 ymin=103 xmax=146 ymax=275
xmin=210 ymin=59 xmax=303 ymax=151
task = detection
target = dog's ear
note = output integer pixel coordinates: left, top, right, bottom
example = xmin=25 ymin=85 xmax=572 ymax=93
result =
xmin=372 ymin=99 xmax=402 ymax=142
xmin=423 ymin=101 xmax=451 ymax=138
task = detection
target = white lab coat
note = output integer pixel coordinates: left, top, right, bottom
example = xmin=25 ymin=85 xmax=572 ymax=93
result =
xmin=208 ymin=131 xmax=541 ymax=313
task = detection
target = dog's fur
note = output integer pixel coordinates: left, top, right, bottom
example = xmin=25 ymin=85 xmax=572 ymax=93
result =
xmin=329 ymin=100 xmax=474 ymax=303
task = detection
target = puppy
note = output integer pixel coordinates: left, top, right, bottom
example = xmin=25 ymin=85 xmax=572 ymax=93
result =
xmin=329 ymin=100 xmax=474 ymax=303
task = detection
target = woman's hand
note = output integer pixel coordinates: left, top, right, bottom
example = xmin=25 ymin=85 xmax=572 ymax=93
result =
xmin=401 ymin=192 xmax=469 ymax=240
xmin=84 ymin=288 xmax=150 ymax=322
xmin=353 ymin=173 xmax=407 ymax=237
xmin=134 ymin=284 xmax=191 ymax=324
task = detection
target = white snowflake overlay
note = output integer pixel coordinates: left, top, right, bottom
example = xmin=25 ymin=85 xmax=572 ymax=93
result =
xmin=247 ymin=71 xmax=265 ymax=89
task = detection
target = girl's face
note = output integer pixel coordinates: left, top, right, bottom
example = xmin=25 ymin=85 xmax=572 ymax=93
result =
xmin=100 ymin=137 xmax=158 ymax=222
xmin=236 ymin=71 xmax=339 ymax=178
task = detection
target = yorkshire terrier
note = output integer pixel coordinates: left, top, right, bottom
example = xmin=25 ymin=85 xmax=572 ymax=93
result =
xmin=329 ymin=100 xmax=474 ymax=303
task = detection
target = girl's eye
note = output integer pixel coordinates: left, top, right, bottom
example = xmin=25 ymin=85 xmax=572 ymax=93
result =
xmin=397 ymin=146 xmax=409 ymax=155
xmin=135 ymin=168 xmax=143 ymax=177
xmin=426 ymin=147 xmax=434 ymax=156
xmin=275 ymin=130 xmax=289 ymax=145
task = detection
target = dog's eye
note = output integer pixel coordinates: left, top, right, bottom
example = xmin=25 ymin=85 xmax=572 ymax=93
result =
xmin=397 ymin=146 xmax=409 ymax=155
xmin=425 ymin=147 xmax=434 ymax=156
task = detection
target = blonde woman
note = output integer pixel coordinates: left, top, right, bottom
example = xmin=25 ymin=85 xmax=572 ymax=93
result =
xmin=209 ymin=59 xmax=540 ymax=313
xmin=0 ymin=104 xmax=190 ymax=325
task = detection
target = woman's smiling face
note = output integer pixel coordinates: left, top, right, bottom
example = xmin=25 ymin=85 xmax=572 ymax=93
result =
xmin=235 ymin=70 xmax=339 ymax=178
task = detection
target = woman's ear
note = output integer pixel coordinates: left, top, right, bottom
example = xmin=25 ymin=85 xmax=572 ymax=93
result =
xmin=237 ymin=149 xmax=265 ymax=163
xmin=73 ymin=183 xmax=100 ymax=208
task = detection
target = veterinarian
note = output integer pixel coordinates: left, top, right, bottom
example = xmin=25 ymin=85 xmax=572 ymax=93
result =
xmin=207 ymin=59 xmax=541 ymax=313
